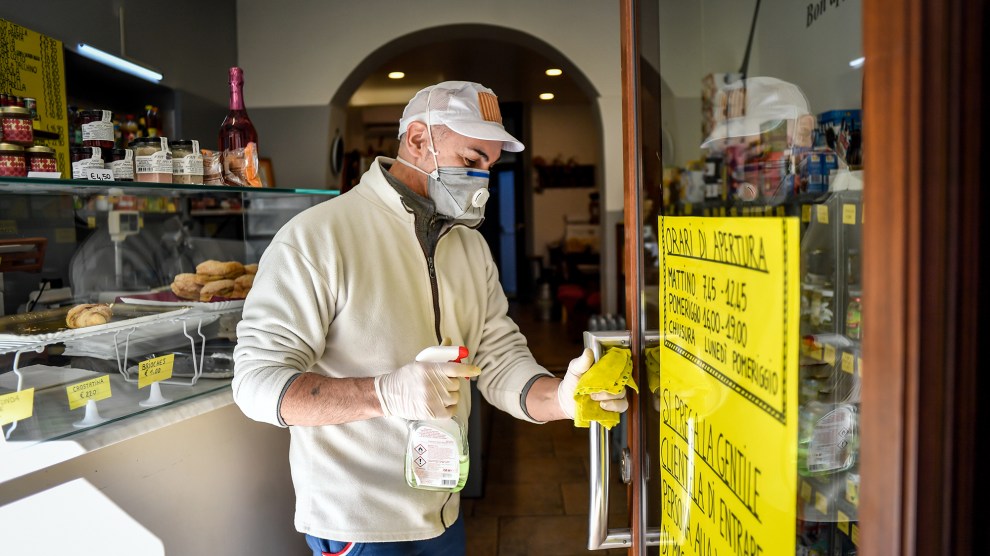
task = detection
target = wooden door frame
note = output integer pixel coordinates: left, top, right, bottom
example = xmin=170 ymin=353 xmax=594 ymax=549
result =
xmin=861 ymin=0 xmax=982 ymax=554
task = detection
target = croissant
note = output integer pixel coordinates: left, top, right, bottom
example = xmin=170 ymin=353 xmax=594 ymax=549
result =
xmin=66 ymin=303 xmax=113 ymax=329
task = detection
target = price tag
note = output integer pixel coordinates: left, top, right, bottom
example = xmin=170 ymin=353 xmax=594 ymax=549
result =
xmin=800 ymin=481 xmax=812 ymax=502
xmin=858 ymin=357 xmax=864 ymax=374
xmin=139 ymin=354 xmax=175 ymax=388
xmin=0 ymin=388 xmax=35 ymax=426
xmin=824 ymin=343 xmax=836 ymax=365
xmin=841 ymin=352 xmax=855 ymax=374
xmin=684 ymin=203 xmax=693 ymax=215
xmin=88 ymin=169 xmax=114 ymax=181
xmin=776 ymin=206 xmax=786 ymax=216
xmin=816 ymin=204 xmax=829 ymax=224
xmin=801 ymin=205 xmax=811 ymax=222
xmin=815 ymin=491 xmax=829 ymax=514
xmin=703 ymin=208 xmax=711 ymax=217
xmin=0 ymin=220 xmax=16 ymax=234
xmin=66 ymin=375 xmax=112 ymax=410
xmin=730 ymin=207 xmax=738 ymax=216
xmin=743 ymin=207 xmax=750 ymax=216
xmin=843 ymin=204 xmax=857 ymax=225
xmin=87 ymin=216 xmax=96 ymax=228
xmin=851 ymin=524 xmax=860 ymax=546
xmin=719 ymin=207 xmax=726 ymax=217
xmin=861 ymin=202 xmax=865 ymax=223
xmin=837 ymin=511 xmax=850 ymax=535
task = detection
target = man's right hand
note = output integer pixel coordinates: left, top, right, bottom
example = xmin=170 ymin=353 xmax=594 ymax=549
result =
xmin=374 ymin=360 xmax=481 ymax=420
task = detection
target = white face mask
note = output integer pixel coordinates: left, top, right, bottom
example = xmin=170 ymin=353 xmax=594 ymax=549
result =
xmin=396 ymin=156 xmax=490 ymax=220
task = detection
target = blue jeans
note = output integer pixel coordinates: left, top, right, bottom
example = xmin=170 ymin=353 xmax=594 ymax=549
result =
xmin=305 ymin=516 xmax=465 ymax=556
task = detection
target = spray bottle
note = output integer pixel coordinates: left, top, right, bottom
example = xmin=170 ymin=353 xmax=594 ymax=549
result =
xmin=404 ymin=344 xmax=471 ymax=492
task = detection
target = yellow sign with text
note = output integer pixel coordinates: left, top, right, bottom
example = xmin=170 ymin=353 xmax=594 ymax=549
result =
xmin=66 ymin=375 xmax=112 ymax=410
xmin=138 ymin=354 xmax=174 ymax=388
xmin=0 ymin=388 xmax=35 ymax=426
xmin=658 ymin=216 xmax=800 ymax=555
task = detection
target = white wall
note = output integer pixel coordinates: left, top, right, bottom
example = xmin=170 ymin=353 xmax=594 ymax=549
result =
xmin=530 ymin=102 xmax=601 ymax=264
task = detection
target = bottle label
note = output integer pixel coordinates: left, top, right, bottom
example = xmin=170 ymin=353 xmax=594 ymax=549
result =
xmin=111 ymin=150 xmax=134 ymax=180
xmin=72 ymin=149 xmax=104 ymax=179
xmin=408 ymin=424 xmax=460 ymax=489
xmin=136 ymin=150 xmax=172 ymax=175
xmin=81 ymin=110 xmax=114 ymax=142
xmin=173 ymin=154 xmax=204 ymax=176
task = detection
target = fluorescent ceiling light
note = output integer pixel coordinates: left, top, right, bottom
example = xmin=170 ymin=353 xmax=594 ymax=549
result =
xmin=539 ymin=93 xmax=555 ymax=100
xmin=545 ymin=68 xmax=563 ymax=77
xmin=388 ymin=71 xmax=405 ymax=79
xmin=849 ymin=56 xmax=865 ymax=68
xmin=77 ymin=43 xmax=163 ymax=83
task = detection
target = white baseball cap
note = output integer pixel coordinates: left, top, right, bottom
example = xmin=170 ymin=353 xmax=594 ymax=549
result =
xmin=398 ymin=81 xmax=525 ymax=153
xmin=702 ymin=76 xmax=811 ymax=149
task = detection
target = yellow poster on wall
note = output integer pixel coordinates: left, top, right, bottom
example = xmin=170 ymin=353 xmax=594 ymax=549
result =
xmin=658 ymin=216 xmax=799 ymax=555
xmin=0 ymin=19 xmax=69 ymax=176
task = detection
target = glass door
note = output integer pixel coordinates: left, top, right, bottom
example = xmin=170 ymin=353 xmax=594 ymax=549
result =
xmin=586 ymin=1 xmax=866 ymax=553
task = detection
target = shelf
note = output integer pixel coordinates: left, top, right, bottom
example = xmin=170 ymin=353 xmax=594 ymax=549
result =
xmin=0 ymin=176 xmax=340 ymax=197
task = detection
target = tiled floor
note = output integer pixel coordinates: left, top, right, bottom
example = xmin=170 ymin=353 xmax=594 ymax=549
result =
xmin=461 ymin=302 xmax=629 ymax=556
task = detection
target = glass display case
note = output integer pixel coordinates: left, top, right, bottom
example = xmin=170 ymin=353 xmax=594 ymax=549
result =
xmin=0 ymin=176 xmax=337 ymax=450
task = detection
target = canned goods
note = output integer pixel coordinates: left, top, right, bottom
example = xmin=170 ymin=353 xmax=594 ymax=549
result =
xmin=130 ymin=137 xmax=172 ymax=183
xmin=111 ymin=148 xmax=135 ymax=181
xmin=0 ymin=106 xmax=34 ymax=147
xmin=26 ymin=145 xmax=57 ymax=174
xmin=70 ymin=146 xmax=104 ymax=179
xmin=170 ymin=139 xmax=204 ymax=184
xmin=79 ymin=109 xmax=115 ymax=149
xmin=0 ymin=142 xmax=27 ymax=177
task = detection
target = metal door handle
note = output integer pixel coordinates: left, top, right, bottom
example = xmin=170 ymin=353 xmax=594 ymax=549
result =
xmin=584 ymin=330 xmax=663 ymax=550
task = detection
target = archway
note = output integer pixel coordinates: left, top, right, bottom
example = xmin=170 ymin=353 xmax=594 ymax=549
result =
xmin=331 ymin=24 xmax=606 ymax=321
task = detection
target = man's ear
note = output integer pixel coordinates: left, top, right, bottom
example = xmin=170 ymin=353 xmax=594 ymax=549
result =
xmin=403 ymin=121 xmax=431 ymax=160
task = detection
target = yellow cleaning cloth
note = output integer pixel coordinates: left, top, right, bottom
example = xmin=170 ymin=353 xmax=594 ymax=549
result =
xmin=574 ymin=348 xmax=639 ymax=429
xmin=645 ymin=346 xmax=661 ymax=394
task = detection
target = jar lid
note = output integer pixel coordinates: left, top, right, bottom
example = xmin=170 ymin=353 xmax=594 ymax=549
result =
xmin=112 ymin=148 xmax=130 ymax=155
xmin=78 ymin=109 xmax=111 ymax=117
xmin=70 ymin=146 xmax=100 ymax=154
xmin=129 ymin=137 xmax=164 ymax=148
xmin=0 ymin=142 xmax=26 ymax=152
xmin=169 ymin=139 xmax=196 ymax=147
xmin=26 ymin=145 xmax=55 ymax=154
xmin=0 ymin=106 xmax=30 ymax=116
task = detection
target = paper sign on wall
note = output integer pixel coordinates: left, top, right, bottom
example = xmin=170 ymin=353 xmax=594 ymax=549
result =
xmin=658 ymin=216 xmax=800 ymax=555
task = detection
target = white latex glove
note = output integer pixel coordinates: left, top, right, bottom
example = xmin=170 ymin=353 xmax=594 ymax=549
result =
xmin=375 ymin=360 xmax=480 ymax=420
xmin=557 ymin=348 xmax=630 ymax=419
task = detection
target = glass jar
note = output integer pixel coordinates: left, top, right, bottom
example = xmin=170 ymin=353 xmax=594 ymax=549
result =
xmin=130 ymin=137 xmax=172 ymax=183
xmin=70 ymin=146 xmax=104 ymax=179
xmin=25 ymin=145 xmax=57 ymax=174
xmin=170 ymin=139 xmax=205 ymax=184
xmin=0 ymin=106 xmax=34 ymax=147
xmin=110 ymin=148 xmax=135 ymax=182
xmin=79 ymin=109 xmax=115 ymax=150
xmin=0 ymin=142 xmax=27 ymax=177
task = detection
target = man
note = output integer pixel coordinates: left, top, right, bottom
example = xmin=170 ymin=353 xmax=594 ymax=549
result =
xmin=233 ymin=81 xmax=629 ymax=555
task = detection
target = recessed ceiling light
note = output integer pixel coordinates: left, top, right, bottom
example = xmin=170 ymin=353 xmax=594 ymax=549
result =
xmin=545 ymin=68 xmax=563 ymax=77
xmin=539 ymin=93 xmax=555 ymax=101
xmin=388 ymin=71 xmax=405 ymax=79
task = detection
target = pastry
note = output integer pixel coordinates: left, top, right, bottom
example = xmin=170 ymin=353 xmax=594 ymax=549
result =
xmin=200 ymin=279 xmax=236 ymax=302
xmin=244 ymin=263 xmax=258 ymax=275
xmin=170 ymin=273 xmax=202 ymax=300
xmin=195 ymin=260 xmax=245 ymax=280
xmin=66 ymin=303 xmax=113 ymax=329
xmin=232 ymin=273 xmax=254 ymax=299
